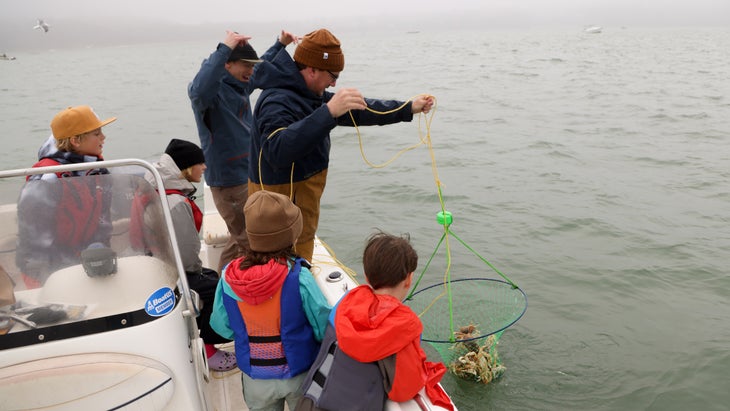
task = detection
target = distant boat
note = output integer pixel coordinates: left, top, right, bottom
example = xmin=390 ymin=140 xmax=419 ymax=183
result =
xmin=584 ymin=26 xmax=602 ymax=34
xmin=0 ymin=53 xmax=16 ymax=61
xmin=33 ymin=18 xmax=50 ymax=33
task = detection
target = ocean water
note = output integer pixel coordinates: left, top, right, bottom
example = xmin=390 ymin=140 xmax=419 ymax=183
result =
xmin=2 ymin=27 xmax=729 ymax=410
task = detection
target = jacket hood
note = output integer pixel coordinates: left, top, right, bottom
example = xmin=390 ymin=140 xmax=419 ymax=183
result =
xmin=37 ymin=135 xmax=58 ymax=160
xmin=335 ymin=285 xmax=423 ymax=362
xmin=254 ymin=49 xmax=320 ymax=100
xmin=37 ymin=134 xmax=102 ymax=164
xmin=145 ymin=153 xmax=196 ymax=194
xmin=223 ymin=259 xmax=289 ymax=305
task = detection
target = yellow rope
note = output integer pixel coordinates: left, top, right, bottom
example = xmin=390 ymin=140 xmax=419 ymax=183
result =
xmin=316 ymin=237 xmax=359 ymax=280
xmin=350 ymin=94 xmax=437 ymax=168
xmin=416 ymin=108 xmax=455 ymax=319
xmin=258 ymin=127 xmax=295 ymax=199
xmin=259 ymin=94 xmax=438 ymax=188
xmin=346 ymin=94 xmax=455 ymax=319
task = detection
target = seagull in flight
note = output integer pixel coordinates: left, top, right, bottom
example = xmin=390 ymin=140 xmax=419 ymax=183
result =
xmin=33 ymin=19 xmax=50 ymax=33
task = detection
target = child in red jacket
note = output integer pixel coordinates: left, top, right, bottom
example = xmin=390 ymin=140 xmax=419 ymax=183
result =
xmin=296 ymin=231 xmax=454 ymax=411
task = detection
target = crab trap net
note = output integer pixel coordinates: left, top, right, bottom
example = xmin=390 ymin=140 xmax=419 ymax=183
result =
xmin=404 ymin=212 xmax=528 ymax=384
xmin=406 ymin=278 xmax=527 ymax=384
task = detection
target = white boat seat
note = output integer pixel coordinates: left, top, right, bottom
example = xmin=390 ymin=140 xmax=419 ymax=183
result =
xmin=40 ymin=255 xmax=177 ymax=319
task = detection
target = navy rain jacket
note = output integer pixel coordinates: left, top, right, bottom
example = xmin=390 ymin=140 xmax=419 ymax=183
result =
xmin=249 ymin=49 xmax=414 ymax=186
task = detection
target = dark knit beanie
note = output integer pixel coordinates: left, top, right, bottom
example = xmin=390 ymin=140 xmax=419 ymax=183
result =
xmin=164 ymin=139 xmax=205 ymax=171
xmin=227 ymin=42 xmax=262 ymax=63
xmin=293 ymin=28 xmax=345 ymax=72
xmin=245 ymin=191 xmax=303 ymax=252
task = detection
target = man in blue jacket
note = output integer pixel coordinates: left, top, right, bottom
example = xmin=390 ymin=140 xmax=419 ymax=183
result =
xmin=189 ymin=29 xmax=297 ymax=272
xmin=248 ymin=28 xmax=434 ymax=261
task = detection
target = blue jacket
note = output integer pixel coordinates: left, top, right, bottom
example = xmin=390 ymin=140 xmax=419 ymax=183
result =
xmin=249 ymin=49 xmax=415 ymax=185
xmin=188 ymin=39 xmax=286 ymax=187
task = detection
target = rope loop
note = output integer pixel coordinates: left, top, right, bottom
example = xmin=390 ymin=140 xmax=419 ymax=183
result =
xmin=258 ymin=127 xmax=295 ymax=199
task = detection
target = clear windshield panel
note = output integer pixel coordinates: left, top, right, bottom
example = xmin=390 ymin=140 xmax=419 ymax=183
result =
xmin=0 ymin=168 xmax=181 ymax=345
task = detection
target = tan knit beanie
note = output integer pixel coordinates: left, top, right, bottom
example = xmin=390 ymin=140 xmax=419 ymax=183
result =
xmin=293 ymin=28 xmax=345 ymax=72
xmin=244 ymin=191 xmax=303 ymax=252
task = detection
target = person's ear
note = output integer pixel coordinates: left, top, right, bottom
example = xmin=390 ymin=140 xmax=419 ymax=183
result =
xmin=306 ymin=66 xmax=318 ymax=79
xmin=404 ymin=272 xmax=413 ymax=289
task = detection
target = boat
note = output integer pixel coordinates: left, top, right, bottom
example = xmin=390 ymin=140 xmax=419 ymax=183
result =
xmin=0 ymin=159 xmax=455 ymax=410
xmin=0 ymin=53 xmax=16 ymax=61
xmin=584 ymin=26 xmax=602 ymax=34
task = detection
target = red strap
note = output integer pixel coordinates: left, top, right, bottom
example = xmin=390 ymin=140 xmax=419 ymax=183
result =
xmin=165 ymin=189 xmax=202 ymax=232
xmin=28 ymin=158 xmax=62 ymax=180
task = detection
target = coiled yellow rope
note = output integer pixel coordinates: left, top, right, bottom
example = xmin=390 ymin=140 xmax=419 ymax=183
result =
xmin=351 ymin=94 xmax=436 ymax=168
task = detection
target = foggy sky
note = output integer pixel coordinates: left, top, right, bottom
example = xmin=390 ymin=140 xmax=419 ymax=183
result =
xmin=2 ymin=0 xmax=728 ymax=51
xmin=6 ymin=0 xmax=730 ymax=26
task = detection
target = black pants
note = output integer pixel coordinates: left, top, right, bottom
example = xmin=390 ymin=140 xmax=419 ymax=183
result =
xmin=186 ymin=268 xmax=230 ymax=345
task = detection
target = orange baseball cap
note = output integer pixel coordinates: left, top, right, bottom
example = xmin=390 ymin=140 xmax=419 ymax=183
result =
xmin=50 ymin=105 xmax=117 ymax=140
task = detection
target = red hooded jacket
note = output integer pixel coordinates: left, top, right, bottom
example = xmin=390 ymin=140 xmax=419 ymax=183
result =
xmin=334 ymin=285 xmax=453 ymax=409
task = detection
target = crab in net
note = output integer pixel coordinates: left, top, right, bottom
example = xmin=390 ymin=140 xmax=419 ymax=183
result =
xmin=448 ymin=324 xmax=506 ymax=384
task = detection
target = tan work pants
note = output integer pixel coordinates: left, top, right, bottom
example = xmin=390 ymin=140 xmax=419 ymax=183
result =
xmin=248 ymin=169 xmax=327 ymax=262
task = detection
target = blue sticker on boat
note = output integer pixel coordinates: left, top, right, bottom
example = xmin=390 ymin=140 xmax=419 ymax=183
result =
xmin=145 ymin=287 xmax=175 ymax=317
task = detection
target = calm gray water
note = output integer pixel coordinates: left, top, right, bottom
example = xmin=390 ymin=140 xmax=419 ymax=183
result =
xmin=2 ymin=27 xmax=729 ymax=410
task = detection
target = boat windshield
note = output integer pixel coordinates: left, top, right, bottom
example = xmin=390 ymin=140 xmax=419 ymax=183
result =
xmin=0 ymin=166 xmax=183 ymax=348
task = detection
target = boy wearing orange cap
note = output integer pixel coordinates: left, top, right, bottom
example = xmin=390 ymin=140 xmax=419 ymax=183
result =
xmin=16 ymin=105 xmax=117 ymax=288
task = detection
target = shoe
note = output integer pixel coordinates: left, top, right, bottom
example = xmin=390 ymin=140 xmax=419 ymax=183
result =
xmin=208 ymin=349 xmax=237 ymax=371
